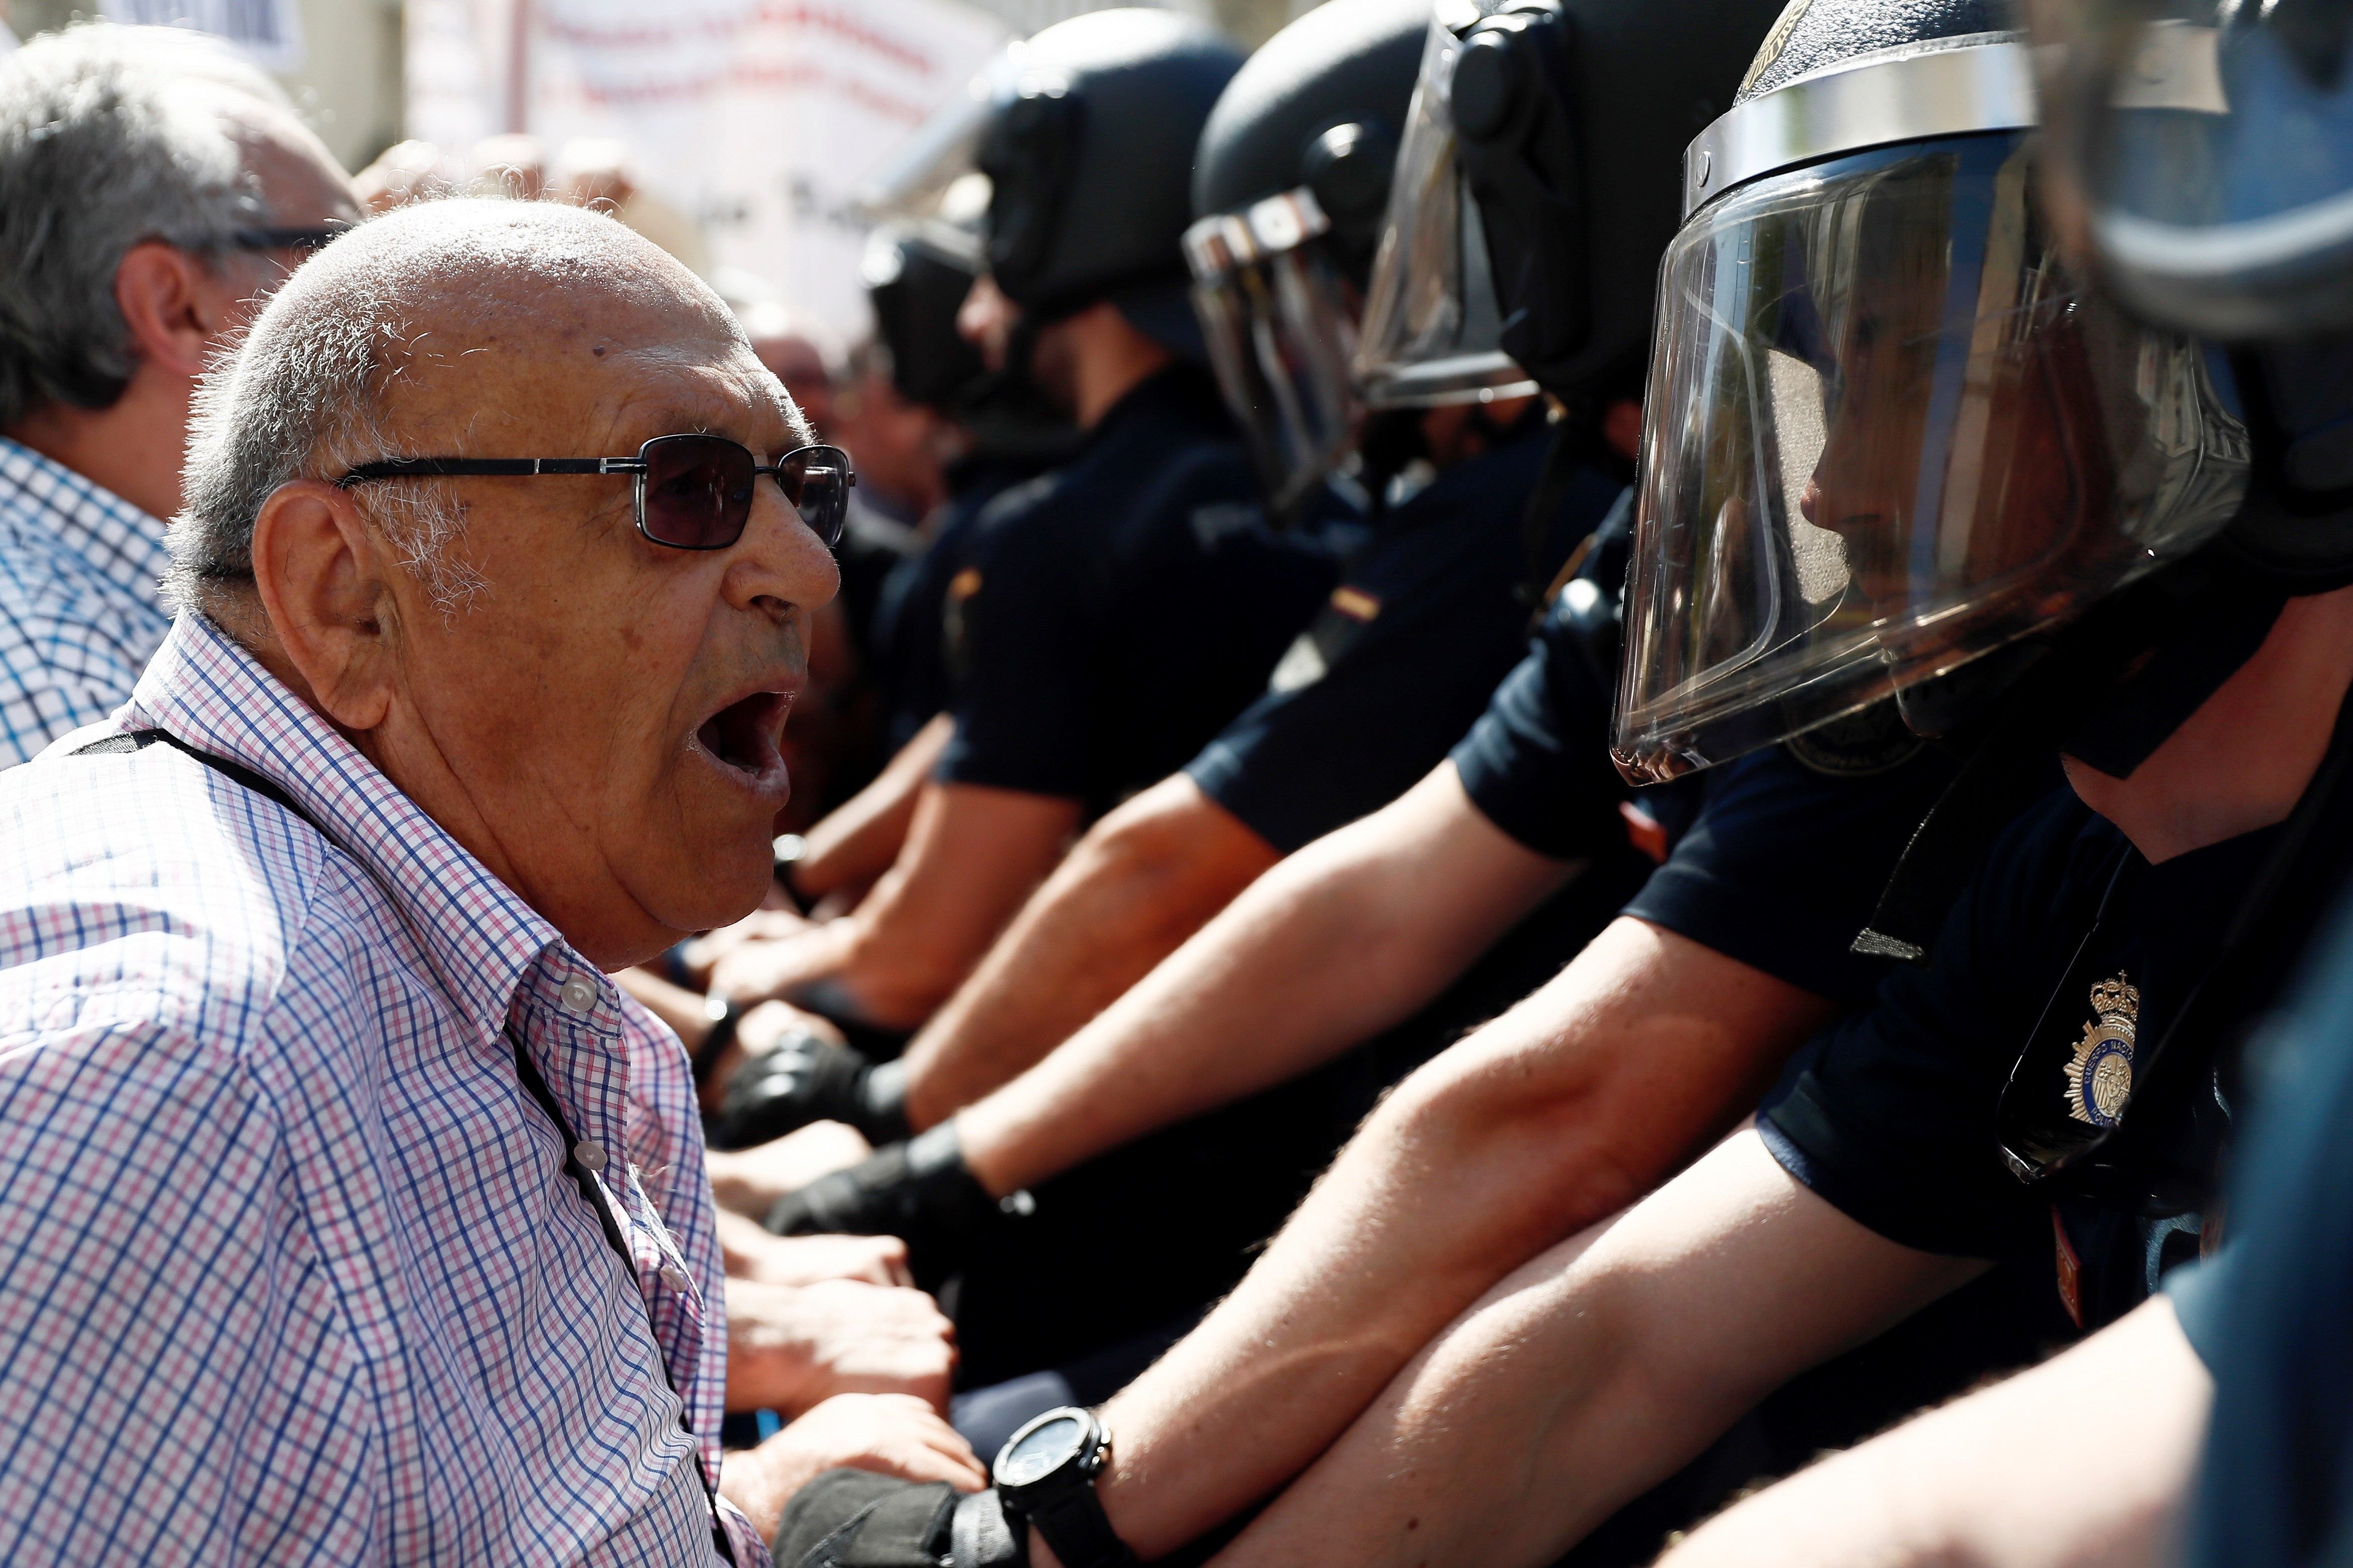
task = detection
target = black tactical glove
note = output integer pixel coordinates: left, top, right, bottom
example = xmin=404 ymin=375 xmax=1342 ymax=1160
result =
xmin=773 ymin=1470 xmax=1023 ymax=1568
xmin=712 ymin=1031 xmax=911 ymax=1150
xmin=765 ymin=1123 xmax=1021 ymax=1282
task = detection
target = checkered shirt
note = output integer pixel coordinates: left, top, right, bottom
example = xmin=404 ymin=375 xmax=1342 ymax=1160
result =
xmin=0 ymin=437 xmax=174 ymax=769
xmin=0 ymin=612 xmax=769 ymax=1565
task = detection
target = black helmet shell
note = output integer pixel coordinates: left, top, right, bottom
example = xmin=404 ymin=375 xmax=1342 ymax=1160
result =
xmin=978 ymin=9 xmax=1244 ymax=319
xmin=1191 ymin=0 xmax=1430 ymax=286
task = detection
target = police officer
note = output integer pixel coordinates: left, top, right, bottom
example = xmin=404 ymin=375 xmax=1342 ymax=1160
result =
xmin=758 ymin=0 xmax=2353 ymax=1562
xmin=700 ymin=12 xmax=1344 ymax=1035
xmin=1655 ymin=0 xmax=2353 ymax=1557
xmin=721 ymin=0 xmax=1628 ymax=1157
xmin=758 ymin=228 xmax=1083 ymax=917
xmin=861 ymin=225 xmax=1076 ymax=767
xmin=722 ymin=0 xmax=1648 ymax=1383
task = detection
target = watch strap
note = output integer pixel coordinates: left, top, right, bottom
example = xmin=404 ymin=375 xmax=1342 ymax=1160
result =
xmin=691 ymin=999 xmax=744 ymax=1089
xmin=1024 ymin=1483 xmax=1136 ymax=1568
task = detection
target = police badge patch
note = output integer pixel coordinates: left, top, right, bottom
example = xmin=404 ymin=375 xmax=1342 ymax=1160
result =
xmin=2063 ymin=974 xmax=2140 ymax=1127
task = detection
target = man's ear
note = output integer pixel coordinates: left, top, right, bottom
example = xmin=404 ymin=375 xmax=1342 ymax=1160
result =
xmin=114 ymin=242 xmax=234 ymax=381
xmin=249 ymin=478 xmax=399 ymax=733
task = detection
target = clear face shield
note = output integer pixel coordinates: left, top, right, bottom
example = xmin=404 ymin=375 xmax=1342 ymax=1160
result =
xmin=2030 ymin=0 xmax=2353 ymax=338
xmin=1614 ymin=54 xmax=2252 ymax=784
xmin=1183 ymin=189 xmax=1363 ymax=516
xmin=1351 ymin=8 xmax=1540 ymax=408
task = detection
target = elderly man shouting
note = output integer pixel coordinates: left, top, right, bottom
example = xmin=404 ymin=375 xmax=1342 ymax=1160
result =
xmin=0 ymin=200 xmax=974 ymax=1562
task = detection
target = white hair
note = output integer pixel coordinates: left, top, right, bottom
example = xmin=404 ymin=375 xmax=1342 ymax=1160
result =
xmin=0 ymin=23 xmax=293 ymax=425
xmin=167 ymin=198 xmax=789 ymax=618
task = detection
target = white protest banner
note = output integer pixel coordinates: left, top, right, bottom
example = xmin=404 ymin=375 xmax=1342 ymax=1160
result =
xmin=99 ymin=0 xmax=307 ymax=72
xmin=410 ymin=0 xmax=1011 ymax=336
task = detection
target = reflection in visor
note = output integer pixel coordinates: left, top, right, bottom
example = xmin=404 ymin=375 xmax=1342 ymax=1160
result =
xmin=1186 ymin=190 xmax=1364 ymax=517
xmin=1616 ymin=131 xmax=2250 ymax=781
xmin=1352 ymin=11 xmax=1539 ymax=408
xmin=2033 ymin=0 xmax=2353 ymax=333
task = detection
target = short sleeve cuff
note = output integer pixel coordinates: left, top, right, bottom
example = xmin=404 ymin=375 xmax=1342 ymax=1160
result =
xmin=2161 ymin=1246 xmax=2236 ymax=1371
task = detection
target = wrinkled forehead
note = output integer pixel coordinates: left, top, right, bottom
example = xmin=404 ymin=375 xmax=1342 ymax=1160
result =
xmin=375 ymin=282 xmax=789 ymax=454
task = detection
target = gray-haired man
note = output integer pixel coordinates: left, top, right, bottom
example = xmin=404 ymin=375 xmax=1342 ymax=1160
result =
xmin=0 ymin=23 xmax=356 ymax=766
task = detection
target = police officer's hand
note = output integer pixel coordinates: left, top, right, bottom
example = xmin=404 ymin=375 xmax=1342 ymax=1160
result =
xmin=706 ymin=1122 xmax=875 ymax=1219
xmin=715 ymin=1208 xmax=913 ymax=1288
xmin=726 ymin=1277 xmax=960 ymax=1416
xmin=719 ymin=1398 xmax=987 ymax=1546
xmin=772 ymin=1469 xmax=1020 ymax=1568
xmin=716 ymin=1028 xmax=911 ymax=1148
xmin=766 ymin=1124 xmax=1021 ymax=1284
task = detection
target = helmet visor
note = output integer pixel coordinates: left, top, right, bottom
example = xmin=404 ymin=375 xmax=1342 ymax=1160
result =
xmin=1185 ymin=189 xmax=1362 ymax=516
xmin=2031 ymin=0 xmax=2353 ymax=336
xmin=1615 ymin=131 xmax=2250 ymax=782
xmin=1351 ymin=11 xmax=1538 ymax=409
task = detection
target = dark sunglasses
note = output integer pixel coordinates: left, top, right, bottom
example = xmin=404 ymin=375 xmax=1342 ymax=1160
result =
xmin=335 ymin=435 xmax=855 ymax=550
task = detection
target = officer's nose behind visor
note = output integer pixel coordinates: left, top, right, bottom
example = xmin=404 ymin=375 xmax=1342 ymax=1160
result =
xmin=1349 ymin=6 xmax=1538 ymax=410
xmin=1613 ymin=123 xmax=2250 ymax=784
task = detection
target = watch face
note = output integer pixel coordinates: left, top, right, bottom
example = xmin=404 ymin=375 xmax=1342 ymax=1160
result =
xmin=998 ymin=1413 xmax=1087 ymax=1489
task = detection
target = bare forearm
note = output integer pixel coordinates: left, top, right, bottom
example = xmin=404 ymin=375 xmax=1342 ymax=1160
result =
xmin=1077 ymin=924 xmax=1841 ymax=1556
xmin=1659 ymin=1297 xmax=2209 ymax=1568
xmin=712 ymin=781 xmax=1081 ymax=1028
xmin=957 ymin=768 xmax=1569 ymax=1192
xmin=791 ymin=713 xmax=953 ymax=902
xmin=1207 ymin=1134 xmax=1984 ymax=1568
xmin=901 ymin=778 xmax=1279 ymax=1127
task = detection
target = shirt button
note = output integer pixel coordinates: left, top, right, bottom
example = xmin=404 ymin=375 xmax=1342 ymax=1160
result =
xmin=660 ymin=1263 xmax=690 ymax=1290
xmin=558 ymin=975 xmax=599 ymax=1015
xmin=573 ymin=1140 xmax=608 ymax=1173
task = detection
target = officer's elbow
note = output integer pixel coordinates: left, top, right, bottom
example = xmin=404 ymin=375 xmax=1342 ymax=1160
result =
xmin=1080 ymin=776 xmax=1278 ymax=932
xmin=1377 ymin=1029 xmax=1650 ymax=1251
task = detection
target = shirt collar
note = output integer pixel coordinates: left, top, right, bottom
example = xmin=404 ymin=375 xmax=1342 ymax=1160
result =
xmin=123 ymin=612 xmax=577 ymax=1046
xmin=0 ymin=436 xmax=172 ymax=610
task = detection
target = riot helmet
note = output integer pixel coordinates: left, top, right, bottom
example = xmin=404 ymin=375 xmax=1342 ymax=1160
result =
xmin=975 ymin=9 xmax=1244 ymax=354
xmin=864 ymin=224 xmax=989 ymax=412
xmin=1354 ymin=0 xmax=1783 ymax=412
xmin=855 ymin=12 xmax=1242 ymax=359
xmin=1181 ymin=0 xmax=1430 ymax=513
xmin=1609 ymin=0 xmax=2254 ymax=783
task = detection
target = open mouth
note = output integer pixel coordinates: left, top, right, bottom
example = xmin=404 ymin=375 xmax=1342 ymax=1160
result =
xmin=693 ymin=689 xmax=794 ymax=791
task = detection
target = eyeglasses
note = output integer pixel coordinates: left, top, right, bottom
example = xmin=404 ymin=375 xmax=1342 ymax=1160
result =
xmin=223 ymin=224 xmax=353 ymax=254
xmin=336 ymin=435 xmax=856 ymax=550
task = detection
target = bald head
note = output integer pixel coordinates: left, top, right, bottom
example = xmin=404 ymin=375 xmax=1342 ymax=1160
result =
xmin=171 ymin=198 xmax=807 ymax=615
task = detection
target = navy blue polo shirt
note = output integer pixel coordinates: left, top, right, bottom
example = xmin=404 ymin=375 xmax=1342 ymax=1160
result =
xmin=1185 ymin=425 xmax=1622 ymax=855
xmin=869 ymin=453 xmax=1052 ymax=756
xmin=1450 ymin=546 xmax=1958 ymax=1008
xmin=937 ymin=365 xmax=1344 ymax=815
xmin=1761 ymin=787 xmax=2278 ymax=1328
xmin=1621 ymin=728 xmax=1965 ymax=1011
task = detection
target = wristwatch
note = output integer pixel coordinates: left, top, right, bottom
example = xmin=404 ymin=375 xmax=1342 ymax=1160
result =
xmin=992 ymin=1406 xmax=1136 ymax=1568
